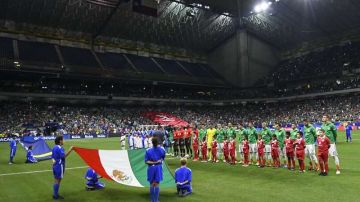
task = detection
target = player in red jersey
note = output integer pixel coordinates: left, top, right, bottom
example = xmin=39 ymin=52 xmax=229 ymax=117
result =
xmin=294 ymin=132 xmax=306 ymax=173
xmin=211 ymin=135 xmax=218 ymax=163
xmin=257 ymin=134 xmax=266 ymax=168
xmin=184 ymin=126 xmax=193 ymax=157
xmin=192 ymin=129 xmax=199 ymax=161
xmin=271 ymin=135 xmax=280 ymax=168
xmin=201 ymin=136 xmax=207 ymax=162
xmin=173 ymin=127 xmax=180 ymax=157
xmin=179 ymin=127 xmax=185 ymax=157
xmin=284 ymin=131 xmax=295 ymax=171
xmin=223 ymin=136 xmax=230 ymax=163
xmin=229 ymin=135 xmax=236 ymax=165
xmin=317 ymin=129 xmax=331 ymax=176
xmin=242 ymin=137 xmax=250 ymax=167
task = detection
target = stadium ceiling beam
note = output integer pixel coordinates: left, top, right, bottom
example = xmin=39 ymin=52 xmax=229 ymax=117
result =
xmin=91 ymin=0 xmax=123 ymax=41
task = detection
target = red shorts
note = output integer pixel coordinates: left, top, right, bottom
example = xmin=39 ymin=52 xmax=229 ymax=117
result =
xmin=286 ymin=151 xmax=294 ymax=158
xmin=271 ymin=150 xmax=279 ymax=158
xmin=318 ymin=152 xmax=329 ymax=162
xmin=296 ymin=151 xmax=305 ymax=160
xmin=258 ymin=151 xmax=265 ymax=157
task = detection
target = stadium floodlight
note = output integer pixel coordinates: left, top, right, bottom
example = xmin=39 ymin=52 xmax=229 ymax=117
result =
xmin=254 ymin=1 xmax=271 ymax=13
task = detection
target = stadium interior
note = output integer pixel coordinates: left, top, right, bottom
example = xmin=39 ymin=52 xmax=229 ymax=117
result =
xmin=0 ymin=0 xmax=360 ymax=201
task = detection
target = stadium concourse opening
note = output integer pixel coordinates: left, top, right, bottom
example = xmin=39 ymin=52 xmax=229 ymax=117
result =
xmin=1 ymin=0 xmax=360 ymax=202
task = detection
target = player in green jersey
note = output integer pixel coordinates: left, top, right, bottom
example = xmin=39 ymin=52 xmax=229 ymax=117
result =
xmin=261 ymin=122 xmax=273 ymax=167
xmin=274 ymin=123 xmax=286 ymax=167
xmin=321 ymin=115 xmax=341 ymax=175
xmin=290 ymin=124 xmax=299 ymax=140
xmin=247 ymin=122 xmax=258 ymax=165
xmin=303 ymin=119 xmax=319 ymax=171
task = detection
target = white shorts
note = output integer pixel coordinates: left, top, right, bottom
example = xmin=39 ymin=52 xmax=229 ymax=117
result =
xmin=239 ymin=144 xmax=244 ymax=153
xmin=265 ymin=145 xmax=271 ymax=153
xmin=250 ymin=144 xmax=257 ymax=153
xmin=279 ymin=147 xmax=286 ymax=157
xmin=305 ymin=144 xmax=315 ymax=156
xmin=120 ymin=136 xmax=126 ymax=146
xmin=217 ymin=143 xmax=224 ymax=152
xmin=329 ymin=143 xmax=338 ymax=157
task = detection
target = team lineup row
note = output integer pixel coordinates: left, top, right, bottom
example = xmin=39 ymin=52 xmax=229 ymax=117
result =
xmin=125 ymin=115 xmax=341 ymax=176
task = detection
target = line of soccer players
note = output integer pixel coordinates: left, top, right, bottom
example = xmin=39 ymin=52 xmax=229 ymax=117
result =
xmin=168 ymin=115 xmax=341 ymax=176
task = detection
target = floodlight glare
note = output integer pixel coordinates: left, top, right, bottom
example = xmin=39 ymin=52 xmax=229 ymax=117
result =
xmin=254 ymin=1 xmax=270 ymax=13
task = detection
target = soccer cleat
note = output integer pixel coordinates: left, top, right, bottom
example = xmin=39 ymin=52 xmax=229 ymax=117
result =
xmin=318 ymin=172 xmax=324 ymax=176
xmin=53 ymin=195 xmax=64 ymax=200
xmin=8 ymin=162 xmax=13 ymax=165
xmin=323 ymin=172 xmax=328 ymax=176
xmin=336 ymin=170 xmax=341 ymax=175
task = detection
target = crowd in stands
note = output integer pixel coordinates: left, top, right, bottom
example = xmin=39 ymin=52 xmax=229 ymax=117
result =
xmin=268 ymin=41 xmax=360 ymax=83
xmin=1 ymin=94 xmax=359 ymax=136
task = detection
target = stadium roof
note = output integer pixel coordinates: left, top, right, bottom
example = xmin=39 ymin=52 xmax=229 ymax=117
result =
xmin=1 ymin=0 xmax=360 ymax=52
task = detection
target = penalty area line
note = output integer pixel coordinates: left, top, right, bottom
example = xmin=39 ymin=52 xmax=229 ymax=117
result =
xmin=0 ymin=166 xmax=88 ymax=177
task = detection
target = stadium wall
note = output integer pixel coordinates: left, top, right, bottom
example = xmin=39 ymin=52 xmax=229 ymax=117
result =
xmin=208 ymin=30 xmax=280 ymax=87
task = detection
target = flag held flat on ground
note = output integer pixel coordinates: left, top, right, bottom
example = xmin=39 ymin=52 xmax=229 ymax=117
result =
xmin=73 ymin=147 xmax=175 ymax=188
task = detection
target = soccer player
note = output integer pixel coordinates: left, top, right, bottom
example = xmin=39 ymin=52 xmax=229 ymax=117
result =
xmin=274 ymin=123 xmax=286 ymax=167
xmin=242 ymin=136 xmax=250 ymax=167
xmin=294 ymin=132 xmax=306 ymax=173
xmin=271 ymin=135 xmax=280 ymax=168
xmin=120 ymin=133 xmax=126 ymax=150
xmin=179 ymin=127 xmax=185 ymax=157
xmin=175 ymin=158 xmax=192 ymax=197
xmin=284 ymin=132 xmax=295 ymax=170
xmin=223 ymin=136 xmax=230 ymax=163
xmin=229 ymin=135 xmax=236 ymax=165
xmin=145 ymin=137 xmax=166 ymax=202
xmin=52 ymin=136 xmax=74 ymax=200
xmin=173 ymin=127 xmax=180 ymax=157
xmin=9 ymin=135 xmax=17 ymax=164
xmin=317 ymin=129 xmax=331 ymax=176
xmin=260 ymin=122 xmax=272 ymax=167
xmin=198 ymin=125 xmax=207 ymax=144
xmin=201 ymin=136 xmax=207 ymax=162
xmin=257 ymin=134 xmax=265 ymax=168
xmin=168 ymin=128 xmax=174 ymax=156
xmin=290 ymin=124 xmax=299 ymax=140
xmin=206 ymin=125 xmax=216 ymax=161
xmin=237 ymin=124 xmax=247 ymax=163
xmin=184 ymin=126 xmax=192 ymax=157
xmin=247 ymin=122 xmax=258 ymax=165
xmin=85 ymin=168 xmax=105 ymax=191
xmin=211 ymin=135 xmax=218 ymax=163
xmin=25 ymin=146 xmax=38 ymax=163
xmin=192 ymin=130 xmax=199 ymax=161
xmin=215 ymin=124 xmax=225 ymax=161
xmin=321 ymin=115 xmax=341 ymax=174
xmin=303 ymin=119 xmax=319 ymax=171
xmin=345 ymin=122 xmax=352 ymax=143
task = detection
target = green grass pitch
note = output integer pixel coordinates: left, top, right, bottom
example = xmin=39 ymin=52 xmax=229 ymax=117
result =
xmin=0 ymin=131 xmax=359 ymax=202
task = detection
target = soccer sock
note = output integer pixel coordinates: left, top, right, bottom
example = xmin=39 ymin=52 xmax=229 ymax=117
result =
xmin=325 ymin=163 xmax=329 ymax=173
xmin=150 ymin=187 xmax=154 ymax=202
xmin=154 ymin=186 xmax=160 ymax=202
xmin=53 ymin=183 xmax=59 ymax=197
xmin=334 ymin=156 xmax=340 ymax=166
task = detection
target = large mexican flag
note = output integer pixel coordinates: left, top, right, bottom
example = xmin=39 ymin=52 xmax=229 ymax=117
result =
xmin=73 ymin=147 xmax=175 ymax=188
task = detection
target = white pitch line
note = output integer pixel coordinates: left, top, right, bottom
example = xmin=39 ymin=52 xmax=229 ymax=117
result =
xmin=0 ymin=166 xmax=88 ymax=177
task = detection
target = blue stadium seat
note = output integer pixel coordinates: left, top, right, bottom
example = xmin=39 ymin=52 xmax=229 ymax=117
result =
xmin=125 ymin=54 xmax=164 ymax=74
xmin=179 ymin=61 xmax=211 ymax=78
xmin=0 ymin=37 xmax=14 ymax=59
xmin=96 ymin=52 xmax=135 ymax=72
xmin=18 ymin=40 xmax=60 ymax=64
xmin=153 ymin=57 xmax=189 ymax=76
xmin=59 ymin=46 xmax=99 ymax=68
